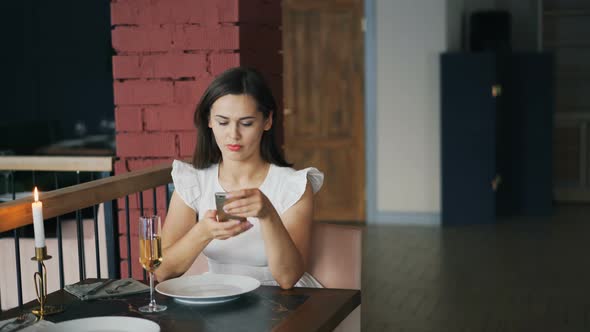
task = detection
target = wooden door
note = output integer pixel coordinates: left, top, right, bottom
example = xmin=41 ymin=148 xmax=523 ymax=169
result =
xmin=283 ymin=0 xmax=365 ymax=222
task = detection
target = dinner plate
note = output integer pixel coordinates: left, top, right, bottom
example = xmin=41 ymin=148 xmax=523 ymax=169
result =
xmin=155 ymin=273 xmax=261 ymax=304
xmin=44 ymin=316 xmax=159 ymax=332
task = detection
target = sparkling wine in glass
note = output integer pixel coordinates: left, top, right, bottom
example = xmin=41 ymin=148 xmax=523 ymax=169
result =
xmin=138 ymin=215 xmax=167 ymax=313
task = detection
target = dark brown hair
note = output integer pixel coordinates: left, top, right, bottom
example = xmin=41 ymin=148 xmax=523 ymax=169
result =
xmin=192 ymin=67 xmax=291 ymax=169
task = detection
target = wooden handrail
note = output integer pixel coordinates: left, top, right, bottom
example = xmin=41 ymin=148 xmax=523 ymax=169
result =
xmin=0 ymin=162 xmax=172 ymax=233
xmin=0 ymin=156 xmax=113 ymax=172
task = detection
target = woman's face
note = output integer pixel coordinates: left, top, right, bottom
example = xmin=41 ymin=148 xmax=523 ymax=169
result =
xmin=209 ymin=94 xmax=272 ymax=163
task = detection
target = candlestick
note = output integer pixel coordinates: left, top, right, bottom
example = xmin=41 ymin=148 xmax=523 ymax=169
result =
xmin=32 ymin=187 xmax=45 ymax=248
xmin=31 ymin=247 xmax=63 ymax=318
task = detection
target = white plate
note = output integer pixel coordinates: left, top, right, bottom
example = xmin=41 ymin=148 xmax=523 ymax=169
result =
xmin=156 ymin=273 xmax=261 ymax=304
xmin=44 ymin=316 xmax=159 ymax=332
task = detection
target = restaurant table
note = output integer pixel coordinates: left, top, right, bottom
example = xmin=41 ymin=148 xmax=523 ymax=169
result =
xmin=0 ymin=280 xmax=360 ymax=332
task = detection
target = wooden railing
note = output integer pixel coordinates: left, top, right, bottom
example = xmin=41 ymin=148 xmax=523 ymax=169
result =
xmin=0 ymin=162 xmax=172 ymax=233
xmin=0 ymin=158 xmax=172 ymax=310
xmin=0 ymin=156 xmax=113 ymax=172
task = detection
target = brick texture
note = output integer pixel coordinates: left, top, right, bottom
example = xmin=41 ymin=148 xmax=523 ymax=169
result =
xmin=114 ymin=106 xmax=143 ymax=132
xmin=119 ymin=235 xmax=144 ymax=280
xmin=173 ymin=25 xmax=240 ymax=51
xmin=112 ymin=25 xmax=174 ymax=53
xmin=173 ymin=78 xmax=213 ymax=105
xmin=211 ymin=52 xmax=240 ymax=76
xmin=113 ymin=80 xmax=174 ymax=105
xmin=111 ymin=0 xmax=282 ymax=278
xmin=178 ymin=131 xmax=198 ymax=157
xmin=116 ymin=133 xmax=176 ymax=157
xmin=144 ymin=105 xmax=195 ymax=131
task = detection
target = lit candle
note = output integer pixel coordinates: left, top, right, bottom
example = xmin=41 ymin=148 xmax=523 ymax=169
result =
xmin=32 ymin=187 xmax=45 ymax=248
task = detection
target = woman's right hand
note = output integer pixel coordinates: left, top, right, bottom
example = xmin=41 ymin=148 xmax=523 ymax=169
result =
xmin=196 ymin=209 xmax=253 ymax=241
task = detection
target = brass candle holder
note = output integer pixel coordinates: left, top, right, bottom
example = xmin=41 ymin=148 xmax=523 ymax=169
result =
xmin=31 ymin=246 xmax=63 ymax=318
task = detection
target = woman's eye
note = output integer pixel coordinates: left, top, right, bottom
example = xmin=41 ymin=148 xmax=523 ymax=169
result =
xmin=218 ymin=122 xmax=229 ymax=126
xmin=241 ymin=122 xmax=253 ymax=127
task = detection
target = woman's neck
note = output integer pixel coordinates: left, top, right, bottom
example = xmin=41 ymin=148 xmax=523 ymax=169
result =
xmin=218 ymin=157 xmax=270 ymax=190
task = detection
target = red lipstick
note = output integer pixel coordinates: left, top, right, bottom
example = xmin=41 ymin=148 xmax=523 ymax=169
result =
xmin=227 ymin=144 xmax=242 ymax=152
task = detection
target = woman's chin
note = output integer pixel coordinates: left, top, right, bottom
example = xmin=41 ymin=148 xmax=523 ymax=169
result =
xmin=222 ymin=152 xmax=249 ymax=162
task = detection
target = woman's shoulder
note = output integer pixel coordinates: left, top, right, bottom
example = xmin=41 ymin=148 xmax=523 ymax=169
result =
xmin=171 ymin=160 xmax=217 ymax=210
xmin=271 ymin=164 xmax=324 ymax=194
xmin=269 ymin=164 xmax=324 ymax=212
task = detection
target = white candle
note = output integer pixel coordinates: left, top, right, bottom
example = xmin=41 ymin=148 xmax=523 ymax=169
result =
xmin=32 ymin=187 xmax=45 ymax=248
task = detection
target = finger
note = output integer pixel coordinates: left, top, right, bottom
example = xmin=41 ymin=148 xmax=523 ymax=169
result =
xmin=226 ymin=188 xmax=256 ymax=199
xmin=199 ymin=210 xmax=218 ymax=223
xmin=203 ymin=209 xmax=217 ymax=218
xmin=212 ymin=227 xmax=236 ymax=239
xmin=226 ymin=203 xmax=259 ymax=216
xmin=231 ymin=222 xmax=254 ymax=235
xmin=214 ymin=219 xmax=242 ymax=229
xmin=213 ymin=229 xmax=232 ymax=240
xmin=226 ymin=190 xmax=244 ymax=199
xmin=226 ymin=202 xmax=258 ymax=215
xmin=219 ymin=221 xmax=253 ymax=237
xmin=223 ymin=196 xmax=257 ymax=211
xmin=228 ymin=217 xmax=248 ymax=223
xmin=208 ymin=220 xmax=239 ymax=234
xmin=214 ymin=229 xmax=241 ymax=240
xmin=217 ymin=224 xmax=251 ymax=240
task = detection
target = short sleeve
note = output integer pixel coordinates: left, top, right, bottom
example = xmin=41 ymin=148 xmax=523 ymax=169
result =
xmin=282 ymin=167 xmax=324 ymax=211
xmin=171 ymin=160 xmax=201 ymax=211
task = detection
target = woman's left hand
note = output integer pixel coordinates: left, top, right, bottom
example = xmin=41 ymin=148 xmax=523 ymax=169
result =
xmin=224 ymin=189 xmax=276 ymax=220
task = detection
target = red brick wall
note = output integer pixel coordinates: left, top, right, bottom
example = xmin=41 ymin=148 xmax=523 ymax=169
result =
xmin=111 ymin=0 xmax=282 ymax=278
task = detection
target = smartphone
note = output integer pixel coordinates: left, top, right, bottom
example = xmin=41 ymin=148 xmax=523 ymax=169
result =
xmin=215 ymin=192 xmax=243 ymax=222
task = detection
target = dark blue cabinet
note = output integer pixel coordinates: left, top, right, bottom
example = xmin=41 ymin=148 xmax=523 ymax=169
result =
xmin=441 ymin=53 xmax=554 ymax=225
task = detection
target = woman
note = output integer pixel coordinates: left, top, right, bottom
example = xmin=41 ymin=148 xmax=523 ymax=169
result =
xmin=155 ymin=67 xmax=323 ymax=289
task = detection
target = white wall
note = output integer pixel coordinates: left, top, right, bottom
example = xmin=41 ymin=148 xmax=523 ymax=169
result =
xmin=374 ymin=0 xmax=532 ymax=217
xmin=375 ymin=0 xmax=447 ymax=213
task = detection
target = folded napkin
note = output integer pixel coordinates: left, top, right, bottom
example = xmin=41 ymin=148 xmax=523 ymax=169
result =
xmin=64 ymin=278 xmax=149 ymax=300
xmin=21 ymin=320 xmax=54 ymax=332
xmin=0 ymin=313 xmax=54 ymax=332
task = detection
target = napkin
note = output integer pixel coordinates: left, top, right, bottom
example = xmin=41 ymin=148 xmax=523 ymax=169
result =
xmin=16 ymin=320 xmax=54 ymax=332
xmin=64 ymin=278 xmax=149 ymax=300
xmin=0 ymin=313 xmax=54 ymax=332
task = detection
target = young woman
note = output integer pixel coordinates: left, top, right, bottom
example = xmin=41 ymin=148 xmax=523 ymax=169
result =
xmin=155 ymin=67 xmax=323 ymax=289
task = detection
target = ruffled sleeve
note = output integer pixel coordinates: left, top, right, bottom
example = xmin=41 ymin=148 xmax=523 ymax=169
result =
xmin=282 ymin=167 xmax=324 ymax=212
xmin=171 ymin=160 xmax=201 ymax=211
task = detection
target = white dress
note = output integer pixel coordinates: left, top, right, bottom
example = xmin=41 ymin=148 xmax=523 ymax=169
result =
xmin=171 ymin=160 xmax=325 ymax=288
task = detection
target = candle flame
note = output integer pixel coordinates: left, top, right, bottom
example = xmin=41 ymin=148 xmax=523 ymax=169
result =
xmin=34 ymin=187 xmax=39 ymax=202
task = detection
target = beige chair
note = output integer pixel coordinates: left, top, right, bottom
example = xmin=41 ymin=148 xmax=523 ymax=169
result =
xmin=184 ymin=222 xmax=363 ymax=332
xmin=308 ymin=223 xmax=362 ymax=332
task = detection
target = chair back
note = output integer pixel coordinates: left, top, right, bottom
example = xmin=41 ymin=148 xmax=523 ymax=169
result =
xmin=184 ymin=222 xmax=363 ymax=290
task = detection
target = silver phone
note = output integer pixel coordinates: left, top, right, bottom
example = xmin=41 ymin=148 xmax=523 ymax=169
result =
xmin=214 ymin=192 xmax=242 ymax=222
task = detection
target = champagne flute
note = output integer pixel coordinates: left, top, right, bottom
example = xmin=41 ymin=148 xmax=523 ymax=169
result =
xmin=138 ymin=215 xmax=167 ymax=313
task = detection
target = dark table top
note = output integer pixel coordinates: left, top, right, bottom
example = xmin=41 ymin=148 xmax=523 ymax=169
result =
xmin=0 ymin=283 xmax=360 ymax=332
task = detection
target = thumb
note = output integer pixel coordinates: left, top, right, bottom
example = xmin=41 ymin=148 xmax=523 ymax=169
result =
xmin=203 ymin=209 xmax=217 ymax=218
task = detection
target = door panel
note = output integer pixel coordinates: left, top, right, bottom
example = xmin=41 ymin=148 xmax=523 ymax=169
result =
xmin=441 ymin=54 xmax=498 ymax=225
xmin=283 ymin=0 xmax=364 ymax=222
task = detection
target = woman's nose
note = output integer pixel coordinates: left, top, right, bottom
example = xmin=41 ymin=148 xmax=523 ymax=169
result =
xmin=229 ymin=123 xmax=241 ymax=139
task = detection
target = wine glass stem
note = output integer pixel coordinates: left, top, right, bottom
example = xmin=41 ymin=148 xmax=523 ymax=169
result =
xmin=149 ymin=271 xmax=155 ymax=307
